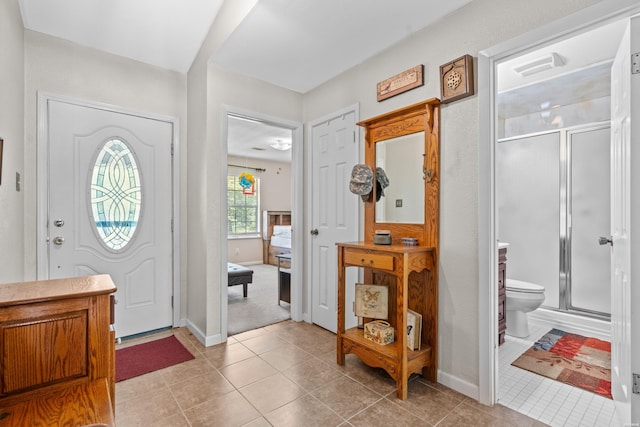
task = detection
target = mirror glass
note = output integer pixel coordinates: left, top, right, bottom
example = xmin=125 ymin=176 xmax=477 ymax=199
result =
xmin=375 ymin=131 xmax=425 ymax=224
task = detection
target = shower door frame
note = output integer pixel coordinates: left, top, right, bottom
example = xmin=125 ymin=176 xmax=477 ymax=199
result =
xmin=498 ymin=122 xmax=611 ymax=320
xmin=563 ymin=122 xmax=611 ymax=320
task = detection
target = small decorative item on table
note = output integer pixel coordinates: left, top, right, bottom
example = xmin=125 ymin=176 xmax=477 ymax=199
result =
xmin=401 ymin=237 xmax=418 ymax=246
xmin=374 ymin=230 xmax=392 ymax=245
xmin=364 ymin=320 xmax=395 ymax=345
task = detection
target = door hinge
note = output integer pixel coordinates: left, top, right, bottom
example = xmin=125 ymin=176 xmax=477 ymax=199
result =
xmin=171 ymin=218 xmax=174 ymax=232
xmin=171 ymin=296 xmax=174 ymax=309
xmin=633 ymin=373 xmax=640 ymax=395
xmin=632 ymin=53 xmax=640 ymax=75
xmin=171 ymin=142 xmax=174 ymax=156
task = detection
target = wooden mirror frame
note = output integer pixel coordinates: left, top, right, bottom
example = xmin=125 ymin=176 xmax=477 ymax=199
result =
xmin=357 ymin=98 xmax=440 ymax=247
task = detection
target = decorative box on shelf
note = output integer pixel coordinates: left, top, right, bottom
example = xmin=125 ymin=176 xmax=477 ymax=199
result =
xmin=374 ymin=230 xmax=392 ymax=245
xmin=364 ymin=320 xmax=395 ymax=345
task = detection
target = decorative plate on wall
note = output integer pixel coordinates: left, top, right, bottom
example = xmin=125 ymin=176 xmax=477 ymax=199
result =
xmin=440 ymin=54 xmax=474 ymax=103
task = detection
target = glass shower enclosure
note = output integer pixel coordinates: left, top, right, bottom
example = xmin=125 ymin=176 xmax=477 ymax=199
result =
xmin=497 ymin=124 xmax=611 ymax=318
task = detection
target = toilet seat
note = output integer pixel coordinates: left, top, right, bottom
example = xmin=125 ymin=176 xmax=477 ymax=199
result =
xmin=506 ymin=279 xmax=544 ymax=293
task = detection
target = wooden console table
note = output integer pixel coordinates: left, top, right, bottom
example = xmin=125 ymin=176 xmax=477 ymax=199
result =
xmin=0 ymin=275 xmax=117 ymax=422
xmin=338 ymin=99 xmax=441 ymax=400
xmin=336 ymin=242 xmax=438 ymax=400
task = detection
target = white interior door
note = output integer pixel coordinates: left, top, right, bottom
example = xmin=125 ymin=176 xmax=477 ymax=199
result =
xmin=310 ymin=107 xmax=359 ymax=332
xmin=45 ymin=99 xmax=174 ymax=339
xmin=610 ymin=17 xmax=640 ymax=424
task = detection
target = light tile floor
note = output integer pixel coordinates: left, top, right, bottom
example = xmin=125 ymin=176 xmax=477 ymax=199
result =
xmin=498 ymin=323 xmax=619 ymax=427
xmin=116 ymin=320 xmax=545 ymax=426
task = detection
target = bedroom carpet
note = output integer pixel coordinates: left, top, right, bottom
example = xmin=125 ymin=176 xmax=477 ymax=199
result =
xmin=511 ymin=328 xmax=612 ymax=399
xmin=228 ymin=263 xmax=290 ymax=335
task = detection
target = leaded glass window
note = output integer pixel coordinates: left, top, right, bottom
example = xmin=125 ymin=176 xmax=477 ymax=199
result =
xmin=90 ymin=138 xmax=142 ymax=251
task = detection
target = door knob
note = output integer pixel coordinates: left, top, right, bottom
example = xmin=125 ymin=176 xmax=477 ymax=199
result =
xmin=53 ymin=236 xmax=65 ymax=245
xmin=598 ymin=236 xmax=613 ymax=246
xmin=310 ymin=229 xmax=319 ymax=236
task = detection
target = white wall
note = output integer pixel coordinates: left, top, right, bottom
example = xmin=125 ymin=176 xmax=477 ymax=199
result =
xmin=2 ymin=0 xmax=605 ymax=397
xmin=302 ymin=0 xmax=599 ymax=391
xmin=186 ymin=0 xmax=302 ymax=343
xmin=0 ymin=0 xmax=25 ymax=283
xmin=22 ymin=30 xmax=188 ymax=315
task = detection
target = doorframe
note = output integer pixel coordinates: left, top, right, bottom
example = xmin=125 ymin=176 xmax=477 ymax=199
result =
xmin=478 ymin=1 xmax=640 ymax=406
xmin=220 ymin=105 xmax=304 ymax=338
xmin=36 ymin=91 xmax=182 ymax=328
xmin=305 ymin=103 xmax=361 ymax=326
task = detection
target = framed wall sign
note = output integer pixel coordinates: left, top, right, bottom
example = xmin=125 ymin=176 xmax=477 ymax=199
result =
xmin=377 ymin=65 xmax=424 ymax=102
xmin=439 ymin=54 xmax=474 ymax=103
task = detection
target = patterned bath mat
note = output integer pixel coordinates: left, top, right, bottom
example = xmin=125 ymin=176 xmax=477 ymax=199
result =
xmin=511 ymin=328 xmax=612 ymax=399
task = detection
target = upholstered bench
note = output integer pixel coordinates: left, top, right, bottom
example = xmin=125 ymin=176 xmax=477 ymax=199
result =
xmin=227 ymin=263 xmax=253 ymax=297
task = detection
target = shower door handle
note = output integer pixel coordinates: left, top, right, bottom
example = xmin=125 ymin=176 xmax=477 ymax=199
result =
xmin=598 ymin=236 xmax=613 ymax=246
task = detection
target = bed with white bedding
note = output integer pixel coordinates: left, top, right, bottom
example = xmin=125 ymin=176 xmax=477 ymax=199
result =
xmin=267 ymin=225 xmax=291 ymax=266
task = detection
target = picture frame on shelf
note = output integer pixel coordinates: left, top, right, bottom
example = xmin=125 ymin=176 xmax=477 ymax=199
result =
xmin=355 ymin=283 xmax=388 ymax=319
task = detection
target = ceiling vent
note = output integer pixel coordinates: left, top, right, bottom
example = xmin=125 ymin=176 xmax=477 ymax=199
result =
xmin=513 ymin=53 xmax=564 ymax=77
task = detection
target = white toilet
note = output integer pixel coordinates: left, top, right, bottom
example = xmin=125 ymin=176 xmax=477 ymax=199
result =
xmin=505 ymin=279 xmax=545 ymax=338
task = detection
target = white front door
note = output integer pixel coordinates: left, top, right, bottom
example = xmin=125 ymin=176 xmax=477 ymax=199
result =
xmin=43 ymin=98 xmax=174 ymax=339
xmin=610 ymin=17 xmax=640 ymax=423
xmin=310 ymin=106 xmax=359 ymax=332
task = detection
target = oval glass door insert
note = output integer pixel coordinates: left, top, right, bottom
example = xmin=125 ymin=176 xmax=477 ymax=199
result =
xmin=90 ymin=138 xmax=142 ymax=251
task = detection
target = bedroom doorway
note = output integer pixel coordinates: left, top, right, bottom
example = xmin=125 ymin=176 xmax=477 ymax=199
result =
xmin=223 ymin=107 xmax=303 ymax=336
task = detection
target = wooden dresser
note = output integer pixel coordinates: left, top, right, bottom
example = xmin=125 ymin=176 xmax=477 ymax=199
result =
xmin=0 ymin=274 xmax=116 ymax=426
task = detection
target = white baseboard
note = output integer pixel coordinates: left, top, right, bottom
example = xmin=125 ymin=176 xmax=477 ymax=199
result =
xmin=186 ymin=319 xmax=224 ymax=347
xmin=437 ymin=369 xmax=480 ymax=401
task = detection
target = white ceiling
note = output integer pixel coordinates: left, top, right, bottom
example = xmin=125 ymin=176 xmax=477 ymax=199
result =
xmin=21 ymin=1 xmax=623 ymax=162
xmin=497 ymin=19 xmax=628 ymax=119
xmin=18 ymin=0 xmax=472 ymax=163
xmin=18 ymin=0 xmax=471 ymax=91
xmin=18 ymin=0 xmax=224 ymax=73
xmin=227 ymin=115 xmax=293 ymax=163
xmin=210 ymin=0 xmax=472 ymax=93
